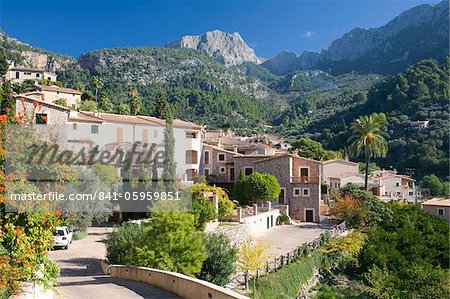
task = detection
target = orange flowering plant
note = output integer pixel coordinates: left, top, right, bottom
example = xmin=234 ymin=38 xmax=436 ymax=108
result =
xmin=0 ymin=101 xmax=78 ymax=297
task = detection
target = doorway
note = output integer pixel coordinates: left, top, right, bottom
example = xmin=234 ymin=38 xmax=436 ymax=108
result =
xmin=305 ymin=209 xmax=314 ymax=222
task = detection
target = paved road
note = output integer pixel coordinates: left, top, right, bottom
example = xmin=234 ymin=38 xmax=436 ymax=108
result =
xmin=48 ymin=227 xmax=180 ymax=299
xmin=257 ymin=223 xmax=328 ymax=256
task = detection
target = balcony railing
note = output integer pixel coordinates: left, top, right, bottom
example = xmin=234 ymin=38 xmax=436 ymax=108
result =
xmin=290 ymin=176 xmax=320 ymax=184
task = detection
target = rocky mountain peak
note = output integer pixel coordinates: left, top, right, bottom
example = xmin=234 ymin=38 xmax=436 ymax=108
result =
xmin=165 ymin=29 xmax=261 ymax=65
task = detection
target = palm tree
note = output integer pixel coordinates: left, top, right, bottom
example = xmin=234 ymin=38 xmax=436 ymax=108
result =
xmin=127 ymin=86 xmax=141 ymax=115
xmin=91 ymin=76 xmax=104 ymax=101
xmin=11 ymin=81 xmax=35 ymax=95
xmin=348 ymin=113 xmax=389 ymax=190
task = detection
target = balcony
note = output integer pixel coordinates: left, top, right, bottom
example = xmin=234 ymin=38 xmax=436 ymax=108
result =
xmin=290 ymin=176 xmax=320 ymax=184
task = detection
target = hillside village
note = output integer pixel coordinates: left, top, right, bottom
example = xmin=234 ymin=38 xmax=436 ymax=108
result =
xmin=0 ymin=1 xmax=449 ymax=299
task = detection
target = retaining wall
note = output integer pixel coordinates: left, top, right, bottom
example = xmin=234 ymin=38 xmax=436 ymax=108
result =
xmin=101 ymin=260 xmax=249 ymax=299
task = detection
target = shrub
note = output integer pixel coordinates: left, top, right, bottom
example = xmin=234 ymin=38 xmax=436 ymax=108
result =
xmin=72 ymin=229 xmax=88 ymax=240
xmin=234 ymin=172 xmax=281 ymax=204
xmin=197 ymin=234 xmax=237 ymax=286
xmin=192 ymin=194 xmax=217 ymax=230
xmin=331 ymin=194 xmax=368 ymax=228
xmin=106 ymin=223 xmax=145 ymax=264
xmin=126 ymin=212 xmax=207 ymax=276
xmin=277 ymin=213 xmax=290 ymax=225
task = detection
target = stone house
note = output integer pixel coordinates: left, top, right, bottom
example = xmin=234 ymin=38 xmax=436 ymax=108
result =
xmin=232 ymin=154 xmax=322 ymax=222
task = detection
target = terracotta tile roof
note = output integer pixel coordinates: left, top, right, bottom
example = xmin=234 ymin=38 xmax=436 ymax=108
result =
xmin=322 ymin=159 xmax=359 ymax=166
xmin=15 ymin=95 xmax=70 ymax=112
xmin=80 ymin=112 xmax=151 ymax=125
xmin=41 ymin=86 xmax=83 ymax=95
xmin=421 ymin=198 xmax=450 ymax=207
xmin=69 ymin=112 xmax=103 ymax=123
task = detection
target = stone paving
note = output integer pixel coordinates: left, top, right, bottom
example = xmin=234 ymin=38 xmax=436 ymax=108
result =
xmin=48 ymin=226 xmax=180 ymax=299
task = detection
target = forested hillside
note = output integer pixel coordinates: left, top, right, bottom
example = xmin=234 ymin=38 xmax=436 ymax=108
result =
xmin=305 ymin=59 xmax=449 ymax=179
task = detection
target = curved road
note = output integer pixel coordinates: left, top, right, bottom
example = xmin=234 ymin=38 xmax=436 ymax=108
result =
xmin=48 ymin=227 xmax=180 ymax=299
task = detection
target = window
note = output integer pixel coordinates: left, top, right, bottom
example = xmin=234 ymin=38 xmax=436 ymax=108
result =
xmin=186 ymin=169 xmax=198 ymax=181
xmin=408 ymin=191 xmax=414 ymax=196
xmin=244 ymin=167 xmax=253 ymax=176
xmin=302 ymin=188 xmax=310 ymax=197
xmin=35 ymin=113 xmax=47 ymax=124
xmin=72 ymin=123 xmax=77 ymax=130
xmin=24 ymin=72 xmax=31 ymax=75
xmin=185 ymin=150 xmax=198 ymax=164
xmin=293 ymin=188 xmax=301 ymax=196
xmin=204 ymin=151 xmax=210 ymax=165
xmin=218 ymin=153 xmax=226 ymax=162
xmin=396 ymin=182 xmax=400 ymax=187
xmin=204 ymin=168 xmax=210 ymax=176
xmin=36 ymin=73 xmax=40 ymax=78
xmin=437 ymin=208 xmax=444 ymax=216
xmin=47 ymin=77 xmax=51 ymax=80
xmin=15 ymin=72 xmax=19 ymax=79
xmin=186 ymin=132 xmax=197 ymax=139
xmin=91 ymin=125 xmax=99 ymax=134
xmin=219 ymin=167 xmax=226 ymax=173
xmin=300 ymin=167 xmax=309 ymax=177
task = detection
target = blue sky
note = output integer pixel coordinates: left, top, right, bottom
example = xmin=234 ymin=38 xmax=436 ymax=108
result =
xmin=0 ymin=0 xmax=439 ymax=58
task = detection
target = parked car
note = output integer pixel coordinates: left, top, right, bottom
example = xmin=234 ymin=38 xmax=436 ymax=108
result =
xmin=53 ymin=226 xmax=73 ymax=249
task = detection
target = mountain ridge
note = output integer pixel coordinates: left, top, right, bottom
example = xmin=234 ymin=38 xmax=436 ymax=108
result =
xmin=165 ymin=29 xmax=262 ymax=65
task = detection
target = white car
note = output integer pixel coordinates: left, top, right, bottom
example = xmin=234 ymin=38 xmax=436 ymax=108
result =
xmin=53 ymin=226 xmax=73 ymax=249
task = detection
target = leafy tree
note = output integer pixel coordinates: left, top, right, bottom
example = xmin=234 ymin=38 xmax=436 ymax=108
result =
xmin=233 ymin=169 xmax=249 ymax=204
xmin=191 ymin=184 xmax=234 ymax=220
xmin=192 ymin=194 xmax=217 ymax=230
xmin=128 ymin=86 xmax=142 ymax=115
xmin=99 ymin=93 xmax=115 ymax=113
xmin=420 ymin=174 xmax=443 ymax=196
xmin=197 ymin=234 xmax=237 ymax=286
xmin=348 ymin=113 xmax=388 ymax=190
xmin=358 ymin=203 xmax=450 ymax=298
xmin=0 ymin=48 xmax=8 ymax=78
xmin=53 ymin=98 xmax=68 ymax=107
xmin=127 ymin=212 xmax=207 ymax=276
xmin=243 ymin=172 xmax=281 ymax=203
xmin=116 ymin=102 xmax=131 ymax=115
xmin=359 ymin=162 xmax=380 ymax=175
xmin=91 ymin=76 xmax=104 ymax=101
xmin=239 ymin=239 xmax=269 ymax=274
xmin=291 ymin=137 xmax=326 ymax=160
xmin=331 ymin=194 xmax=368 ymax=228
xmin=79 ymin=100 xmax=98 ymax=111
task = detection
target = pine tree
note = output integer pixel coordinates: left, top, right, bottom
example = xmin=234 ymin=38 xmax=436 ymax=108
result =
xmin=0 ymin=48 xmax=8 ymax=79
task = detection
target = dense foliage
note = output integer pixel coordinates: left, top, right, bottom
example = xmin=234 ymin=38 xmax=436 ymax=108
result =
xmin=234 ymin=171 xmax=280 ymax=205
xmin=312 ymin=59 xmax=449 ymax=180
xmin=107 ymin=212 xmax=207 ymax=276
xmin=197 ymin=234 xmax=237 ymax=286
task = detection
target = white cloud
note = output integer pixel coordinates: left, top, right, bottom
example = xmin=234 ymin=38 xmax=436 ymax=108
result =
xmin=302 ymin=31 xmax=315 ymax=38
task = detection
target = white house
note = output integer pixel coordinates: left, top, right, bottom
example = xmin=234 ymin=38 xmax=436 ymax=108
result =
xmin=14 ymin=96 xmax=203 ymax=183
xmin=6 ymin=67 xmax=57 ymax=83
xmin=371 ymin=170 xmax=416 ymax=203
xmin=321 ymin=159 xmax=360 ymax=189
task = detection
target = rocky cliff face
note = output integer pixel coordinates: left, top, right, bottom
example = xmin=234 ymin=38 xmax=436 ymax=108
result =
xmin=166 ymin=30 xmax=261 ymax=65
xmin=0 ymin=30 xmax=74 ymax=72
xmin=263 ymin=0 xmax=449 ymax=75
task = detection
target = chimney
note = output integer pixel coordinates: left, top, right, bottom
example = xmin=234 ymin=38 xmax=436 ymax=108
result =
xmin=233 ymin=145 xmax=238 ymax=153
xmin=93 ymin=110 xmax=100 ymax=118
